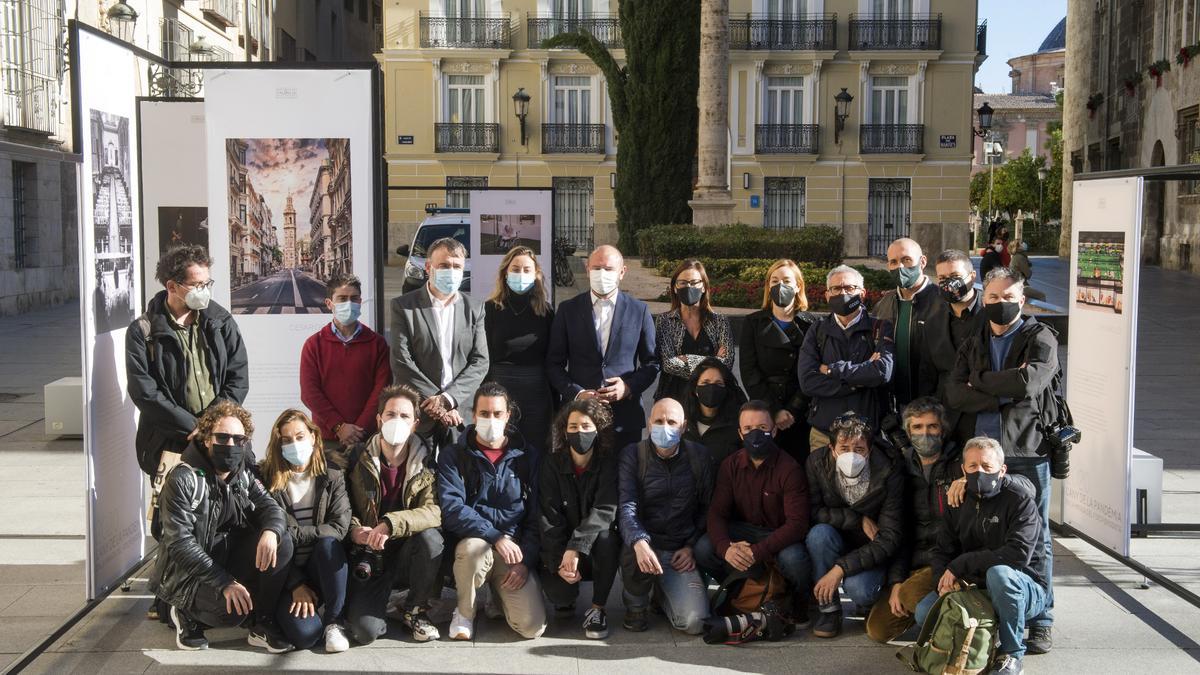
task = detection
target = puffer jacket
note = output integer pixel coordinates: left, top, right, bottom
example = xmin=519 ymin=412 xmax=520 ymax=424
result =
xmin=806 ymin=445 xmax=905 ymax=576
xmin=797 ymin=311 xmax=895 ymax=432
xmin=887 ymin=443 xmax=963 ymax=586
xmin=346 ymin=433 xmax=441 ymax=539
xmin=151 ymin=441 xmax=285 ymax=609
xmin=261 ymin=467 xmax=353 ymax=590
xmin=539 ymin=449 xmax=619 ymax=571
xmin=617 ymin=439 xmax=714 ymax=552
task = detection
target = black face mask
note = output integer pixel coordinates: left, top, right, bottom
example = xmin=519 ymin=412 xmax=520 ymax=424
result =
xmin=210 ymin=442 xmax=246 ymax=473
xmin=966 ymin=469 xmax=1003 ymax=498
xmin=677 ymin=286 xmax=704 ymax=306
xmin=743 ymin=429 xmax=777 ymax=460
xmin=939 ymin=278 xmax=971 ymax=303
xmin=769 ymin=283 xmax=796 ymax=308
xmin=695 ymin=383 xmax=727 ymax=409
xmin=828 ymin=293 xmax=863 ymax=316
xmin=984 ymin=300 xmax=1021 ymax=325
xmin=566 ymin=430 xmax=597 ymax=454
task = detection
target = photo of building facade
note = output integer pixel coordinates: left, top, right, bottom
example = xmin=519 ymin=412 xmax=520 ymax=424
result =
xmin=89 ymin=109 xmax=136 ymax=333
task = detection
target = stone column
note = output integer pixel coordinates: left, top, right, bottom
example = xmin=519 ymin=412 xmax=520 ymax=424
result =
xmin=1060 ymin=0 xmax=1092 ymax=256
xmin=690 ymin=0 xmax=737 ymax=227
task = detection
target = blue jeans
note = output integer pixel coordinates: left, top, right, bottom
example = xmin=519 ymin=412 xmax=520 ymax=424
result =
xmin=1006 ymin=456 xmax=1053 ymax=626
xmin=274 ymin=536 xmax=348 ymax=649
xmin=805 ymin=523 xmax=886 ymax=611
xmin=915 ymin=566 xmax=1048 ymax=659
xmin=694 ymin=522 xmax=811 ymax=594
xmin=621 ymin=545 xmax=710 ymax=634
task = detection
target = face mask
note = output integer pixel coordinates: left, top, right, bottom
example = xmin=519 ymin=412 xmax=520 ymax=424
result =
xmin=506 ymin=272 xmax=536 ymax=294
xmin=984 ymin=300 xmax=1021 ymax=326
xmin=909 ymin=433 xmax=943 ymax=459
xmin=743 ymin=429 xmax=777 ymax=460
xmin=828 ymin=293 xmax=863 ymax=316
xmin=835 ymin=451 xmax=867 ymax=483
xmin=891 ymin=265 xmax=923 ymax=289
xmin=333 ymin=300 xmax=361 ymax=325
xmin=939 ymin=278 xmax=971 ymax=303
xmin=589 ymin=269 xmax=620 ymax=296
xmin=210 ymin=442 xmax=246 ymax=473
xmin=432 ymin=268 xmax=464 ymax=296
xmin=769 ymin=283 xmax=796 ymax=309
xmin=677 ymin=286 xmax=704 ymax=306
xmin=281 ymin=438 xmax=314 ymax=467
xmin=966 ymin=469 xmax=1003 ymax=498
xmin=695 ymin=383 xmax=728 ymax=409
xmin=567 ymin=429 xmax=597 ymax=454
xmin=380 ymin=418 xmax=412 ymax=447
xmin=649 ymin=423 xmax=681 ymax=450
xmin=993 ymin=243 xmax=1004 ymax=253
xmin=475 ymin=417 xmax=507 ymax=446
xmin=183 ymin=285 xmax=211 ymax=311
xmin=1020 ymin=241 xmax=1029 ymax=252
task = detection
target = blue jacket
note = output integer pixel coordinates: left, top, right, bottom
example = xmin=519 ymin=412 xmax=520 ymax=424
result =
xmin=437 ymin=427 xmax=540 ymax=564
xmin=617 ymin=439 xmax=714 ymax=552
xmin=798 ymin=311 xmax=895 ymax=432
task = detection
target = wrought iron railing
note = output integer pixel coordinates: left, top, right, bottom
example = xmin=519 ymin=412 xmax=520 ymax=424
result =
xmin=527 ymin=15 xmax=621 ymax=49
xmin=976 ymin=20 xmax=987 ymax=56
xmin=542 ymin=123 xmax=606 ymax=154
xmin=200 ymin=0 xmax=239 ymax=27
xmin=848 ymin=13 xmax=941 ymax=50
xmin=0 ymin=0 xmax=64 ymax=134
xmin=435 ymin=122 xmax=500 ymax=153
xmin=729 ymin=14 xmax=836 ymax=51
xmin=420 ymin=14 xmax=512 ymax=49
xmin=755 ymin=124 xmax=819 ymax=154
xmin=860 ymin=124 xmax=925 ymax=154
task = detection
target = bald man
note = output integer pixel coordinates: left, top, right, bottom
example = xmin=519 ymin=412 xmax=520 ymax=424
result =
xmin=872 ymin=237 xmax=945 ymax=407
xmin=546 ymin=245 xmax=659 ymax=450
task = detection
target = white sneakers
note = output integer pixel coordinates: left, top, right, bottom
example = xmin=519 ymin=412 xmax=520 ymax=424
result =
xmin=324 ymin=623 xmax=350 ymax=653
xmin=449 ymin=608 xmax=474 ymax=641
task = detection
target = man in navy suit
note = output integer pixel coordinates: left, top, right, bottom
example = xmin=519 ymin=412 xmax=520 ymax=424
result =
xmin=547 ymin=245 xmax=660 ymax=449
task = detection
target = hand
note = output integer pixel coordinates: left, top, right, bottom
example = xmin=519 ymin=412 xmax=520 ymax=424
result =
xmin=444 ymin=409 xmax=463 ymax=427
xmin=814 ymin=566 xmax=845 ymax=606
xmin=633 ymin=539 xmax=663 ymax=575
xmin=774 ymin=410 xmax=795 ymax=431
xmin=819 ymin=364 xmax=832 ymax=375
xmin=870 ymin=352 xmax=882 ymax=362
xmin=670 ymin=546 xmax=696 ymax=572
xmin=350 ymin=526 xmax=373 ymax=547
xmin=597 ymin=377 xmax=629 ymax=402
xmin=367 ymin=522 xmax=390 ymax=551
xmin=937 ymin=569 xmax=959 ymax=595
xmin=558 ymin=550 xmax=581 ymax=584
xmin=187 ymin=428 xmax=199 ymax=441
xmin=494 ymin=536 xmax=523 ymax=566
xmin=420 ymin=396 xmax=446 ymax=417
xmin=862 ymin=516 xmax=879 ymax=541
xmin=717 ymin=345 xmax=728 ymax=359
xmin=501 ymin=562 xmax=530 ymax=591
xmin=255 ymin=530 xmax=278 ymax=571
xmin=290 ymin=584 xmax=318 ymax=619
xmin=947 ymin=478 xmax=967 ymax=508
xmin=576 ymin=390 xmax=598 ymax=400
xmin=337 ymin=423 xmax=364 ymax=445
xmin=889 ymin=584 xmax=909 ymax=618
xmin=223 ymin=581 xmax=253 ymax=616
xmin=723 ymin=542 xmax=755 ymax=572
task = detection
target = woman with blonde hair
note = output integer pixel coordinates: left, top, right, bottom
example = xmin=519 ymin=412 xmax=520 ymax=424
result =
xmin=653 ymin=259 xmax=734 ymax=401
xmin=485 ymin=245 xmax=556 ymax=447
xmin=259 ymin=408 xmax=353 ymax=653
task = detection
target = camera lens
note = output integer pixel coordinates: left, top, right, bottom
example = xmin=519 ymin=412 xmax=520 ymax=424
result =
xmin=353 ymin=559 xmax=372 ymax=580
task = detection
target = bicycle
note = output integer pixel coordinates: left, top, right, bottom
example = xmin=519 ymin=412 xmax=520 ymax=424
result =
xmin=552 ymin=238 xmax=576 ymax=287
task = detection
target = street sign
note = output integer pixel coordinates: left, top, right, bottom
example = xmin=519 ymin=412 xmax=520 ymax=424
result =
xmin=398 ymin=135 xmax=414 ymax=145
xmin=939 ymin=134 xmax=956 ymax=148
xmin=750 ymin=195 xmax=760 ymax=208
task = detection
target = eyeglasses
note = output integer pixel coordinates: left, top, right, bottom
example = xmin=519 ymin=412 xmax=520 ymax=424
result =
xmin=176 ymin=279 xmax=216 ymax=291
xmin=675 ymin=279 xmax=705 ymax=288
xmin=212 ymin=432 xmax=249 ymax=447
xmin=828 ymin=285 xmax=862 ymax=294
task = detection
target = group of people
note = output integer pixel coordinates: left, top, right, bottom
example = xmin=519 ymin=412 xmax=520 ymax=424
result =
xmin=126 ymin=234 xmax=1062 ymax=675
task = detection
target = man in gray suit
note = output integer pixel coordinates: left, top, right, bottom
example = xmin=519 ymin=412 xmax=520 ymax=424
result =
xmin=390 ymin=237 xmax=488 ymax=452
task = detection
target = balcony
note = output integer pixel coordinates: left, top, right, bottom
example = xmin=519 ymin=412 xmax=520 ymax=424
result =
xmin=848 ymin=14 xmax=941 ymax=50
xmin=420 ymin=14 xmax=512 ymax=49
xmin=527 ymin=15 xmax=621 ymax=49
xmin=755 ymin=124 xmax=819 ymax=154
xmin=200 ymin=0 xmax=239 ymax=28
xmin=435 ymin=122 xmax=500 ymax=153
xmin=976 ymin=20 xmax=987 ymax=56
xmin=1 ymin=0 xmax=64 ymax=135
xmin=542 ymin=123 xmax=605 ymax=154
xmin=729 ymin=14 xmax=836 ymax=51
xmin=860 ymin=124 xmax=924 ymax=154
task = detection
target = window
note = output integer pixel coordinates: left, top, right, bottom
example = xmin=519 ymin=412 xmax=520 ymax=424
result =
xmin=764 ymin=77 xmax=805 ymax=124
xmin=1180 ymin=106 xmax=1199 ymax=194
xmin=359 ymin=0 xmax=368 ymax=21
xmin=870 ymin=0 xmax=913 ymax=16
xmin=1106 ymin=137 xmax=1121 ymax=171
xmin=1025 ymin=128 xmax=1039 ymax=156
xmin=1 ymin=0 xmax=64 ymax=134
xmin=239 ymin=202 xmax=247 ymax=224
xmin=12 ymin=161 xmax=37 ymax=269
xmin=445 ymin=0 xmax=485 ymax=17
xmin=764 ymin=177 xmax=805 ymax=230
xmin=277 ymin=29 xmax=296 ymax=61
xmin=553 ymin=76 xmax=591 ymax=124
xmin=768 ymin=0 xmax=810 ymax=18
xmin=446 ymin=176 xmax=487 ymax=209
xmin=1087 ymin=142 xmax=1102 ymax=172
xmin=554 ymin=177 xmax=595 ymax=251
xmin=553 ymin=0 xmax=592 ymax=18
xmin=447 ymin=75 xmax=485 ymax=123
xmin=870 ymin=76 xmax=909 ymax=124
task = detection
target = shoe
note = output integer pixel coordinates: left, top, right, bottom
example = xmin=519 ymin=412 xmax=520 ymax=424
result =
xmin=247 ymin=625 xmax=295 ymax=654
xmin=324 ymin=623 xmax=350 ymax=653
xmin=483 ymin=587 xmax=503 ymax=619
xmin=812 ymin=610 xmax=842 ymax=638
xmin=791 ymin=595 xmax=812 ymax=631
xmin=1026 ymin=625 xmax=1052 ymax=654
xmin=169 ymin=606 xmax=208 ymax=651
xmin=623 ymin=608 xmax=648 ymax=632
xmin=583 ymin=607 xmax=609 ymax=639
xmin=554 ymin=603 xmax=576 ymax=618
xmin=988 ymin=653 xmax=1024 ymax=675
xmin=402 ymin=607 xmax=441 ymax=642
xmin=449 ymin=608 xmax=473 ymax=640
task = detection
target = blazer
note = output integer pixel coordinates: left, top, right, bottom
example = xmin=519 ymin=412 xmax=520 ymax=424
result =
xmin=545 ymin=290 xmax=659 ymax=437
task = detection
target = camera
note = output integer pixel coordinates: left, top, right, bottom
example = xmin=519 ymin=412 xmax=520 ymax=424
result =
xmin=878 ymin=413 xmax=913 ymax=460
xmin=352 ymin=546 xmax=385 ymax=581
xmin=1040 ymin=423 xmax=1081 ymax=480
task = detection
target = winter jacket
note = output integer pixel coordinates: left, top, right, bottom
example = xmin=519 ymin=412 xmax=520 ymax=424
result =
xmin=871 ymin=280 xmax=945 ymax=405
xmin=918 ymin=292 xmax=986 ymax=434
xmin=151 ymin=441 xmax=285 ymax=609
xmin=617 ymin=439 xmax=714 ymax=552
xmin=738 ymin=309 xmax=817 ymax=418
xmin=346 ymin=434 xmax=441 ymax=539
xmin=806 ymin=445 xmax=905 ymax=576
xmin=886 ymin=443 xmax=964 ymax=586
xmin=707 ymin=447 xmax=809 ymax=564
xmin=930 ymin=474 xmax=1047 ymax=590
xmin=797 ymin=311 xmax=896 ymax=432
xmin=262 ymin=467 xmax=353 ymax=590
xmin=437 ymin=427 xmax=540 ymax=564
xmin=683 ymin=404 xmax=744 ymax=472
xmin=300 ymin=323 xmax=391 ymax=440
xmin=945 ymin=316 xmax=1059 ymax=458
xmin=126 ymin=291 xmax=249 ymax=475
xmin=538 ymin=449 xmax=619 ymax=571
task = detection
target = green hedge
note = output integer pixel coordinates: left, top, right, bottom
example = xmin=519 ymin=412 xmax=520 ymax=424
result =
xmin=636 ymin=224 xmax=843 ymax=267
xmin=656 ymin=258 xmax=893 ymax=290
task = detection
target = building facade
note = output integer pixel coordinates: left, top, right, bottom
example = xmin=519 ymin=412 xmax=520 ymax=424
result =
xmin=380 ymin=0 xmax=985 ymax=259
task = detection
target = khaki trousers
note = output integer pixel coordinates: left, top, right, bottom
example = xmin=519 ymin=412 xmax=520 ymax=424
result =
xmin=453 ymin=537 xmax=547 ymax=639
xmin=865 ymin=566 xmax=936 ymax=643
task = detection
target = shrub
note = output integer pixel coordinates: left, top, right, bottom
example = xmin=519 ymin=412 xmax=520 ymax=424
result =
xmin=656 ymin=258 xmax=893 ymax=292
xmin=702 ymin=278 xmax=887 ymax=310
xmin=637 ymin=224 xmax=843 ymax=266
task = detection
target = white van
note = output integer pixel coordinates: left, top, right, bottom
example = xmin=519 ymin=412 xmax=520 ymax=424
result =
xmin=395 ymin=207 xmax=472 ymax=294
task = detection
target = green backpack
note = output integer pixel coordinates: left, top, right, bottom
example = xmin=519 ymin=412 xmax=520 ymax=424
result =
xmin=898 ymin=588 xmax=998 ymax=675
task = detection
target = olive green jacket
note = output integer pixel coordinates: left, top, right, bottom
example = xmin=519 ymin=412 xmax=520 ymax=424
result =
xmin=345 ymin=433 xmax=441 ymax=538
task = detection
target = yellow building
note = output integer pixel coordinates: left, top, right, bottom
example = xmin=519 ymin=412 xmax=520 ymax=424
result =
xmin=379 ymin=0 xmax=985 ymax=258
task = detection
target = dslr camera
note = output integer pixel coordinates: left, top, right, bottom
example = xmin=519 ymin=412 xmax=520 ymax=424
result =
xmin=1040 ymin=422 xmax=1082 ymax=480
xmin=352 ymin=546 xmax=385 ymax=581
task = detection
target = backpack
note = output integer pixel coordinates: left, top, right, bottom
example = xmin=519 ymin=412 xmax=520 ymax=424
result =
xmin=150 ymin=461 xmax=207 ymax=540
xmin=636 ymin=439 xmax=706 ymax=493
xmin=899 ymin=587 xmax=998 ymax=675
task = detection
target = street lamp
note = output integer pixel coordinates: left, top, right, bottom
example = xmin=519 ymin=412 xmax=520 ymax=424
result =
xmin=189 ymin=35 xmax=216 ymax=61
xmin=834 ymin=88 xmax=853 ymax=145
xmin=105 ymin=1 xmax=138 ymax=43
xmin=512 ymin=87 xmax=531 ymax=147
xmin=1038 ymin=165 xmax=1049 ymax=227
xmin=973 ymin=101 xmax=993 ymax=137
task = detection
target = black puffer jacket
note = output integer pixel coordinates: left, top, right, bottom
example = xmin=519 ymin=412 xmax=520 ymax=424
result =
xmin=887 ymin=443 xmax=963 ymax=586
xmin=539 ymin=449 xmax=619 ymax=571
xmin=617 ymin=439 xmax=714 ymax=552
xmin=262 ymin=467 xmax=353 ymax=590
xmin=151 ymin=441 xmax=285 ymax=609
xmin=806 ymin=445 xmax=905 ymax=576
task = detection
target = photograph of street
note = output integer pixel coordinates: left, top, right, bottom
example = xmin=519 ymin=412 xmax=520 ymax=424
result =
xmin=157 ymin=206 xmax=208 ymax=255
xmin=226 ymin=137 xmax=351 ymax=315
xmin=1075 ymin=231 xmax=1125 ymax=315
xmin=89 ymin=109 xmax=136 ymax=333
xmin=480 ymin=213 xmax=541 ymax=255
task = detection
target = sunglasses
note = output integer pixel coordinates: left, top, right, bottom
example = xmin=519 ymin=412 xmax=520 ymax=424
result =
xmin=832 ymin=412 xmax=869 ymax=426
xmin=212 ymin=432 xmax=249 ymax=447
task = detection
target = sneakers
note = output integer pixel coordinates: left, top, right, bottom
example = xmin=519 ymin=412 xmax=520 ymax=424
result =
xmin=1026 ymin=625 xmax=1053 ymax=654
xmin=449 ymin=608 xmax=474 ymax=641
xmin=324 ymin=623 xmax=350 ymax=653
xmin=247 ymin=624 xmax=295 ymax=654
xmin=402 ymin=607 xmax=441 ymax=643
xmin=169 ymin=606 xmax=208 ymax=651
xmin=583 ymin=607 xmax=609 ymax=639
xmin=812 ymin=609 xmax=842 ymax=638
xmin=483 ymin=587 xmax=503 ymax=619
xmin=622 ymin=607 xmax=648 ymax=632
xmin=790 ymin=595 xmax=812 ymax=631
xmin=553 ymin=603 xmax=576 ymax=618
xmin=989 ymin=653 xmax=1024 ymax=675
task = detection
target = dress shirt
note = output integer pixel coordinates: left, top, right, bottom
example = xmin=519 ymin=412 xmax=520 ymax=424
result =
xmin=426 ymin=285 xmax=458 ymax=406
xmin=592 ymin=291 xmax=616 ymax=356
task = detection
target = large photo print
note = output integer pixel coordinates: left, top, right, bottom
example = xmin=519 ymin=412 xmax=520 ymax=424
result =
xmin=1075 ymin=231 xmax=1125 ymax=315
xmin=90 ymin=109 xmax=137 ymax=333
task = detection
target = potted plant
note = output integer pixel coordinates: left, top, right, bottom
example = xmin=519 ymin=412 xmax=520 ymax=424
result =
xmin=1148 ymin=59 xmax=1172 ymax=86
xmin=1122 ymin=72 xmax=1143 ymax=96
xmin=1086 ymin=92 xmax=1104 ymax=118
xmin=1178 ymin=44 xmax=1200 ymax=68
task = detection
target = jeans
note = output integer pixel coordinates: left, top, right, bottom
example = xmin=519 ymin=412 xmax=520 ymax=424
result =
xmin=693 ymin=521 xmax=812 ymax=595
xmin=915 ymin=565 xmax=1048 ymax=659
xmin=182 ymin=528 xmax=294 ymax=630
xmin=621 ymin=544 xmax=710 ymax=635
xmin=452 ymin=537 xmax=547 ymax=639
xmin=542 ymin=528 xmax=622 ymax=609
xmin=273 ymin=536 xmax=348 ymax=649
xmin=1006 ymin=456 xmax=1054 ymax=626
xmin=345 ymin=528 xmax=444 ymax=645
xmin=805 ymin=523 xmax=886 ymax=611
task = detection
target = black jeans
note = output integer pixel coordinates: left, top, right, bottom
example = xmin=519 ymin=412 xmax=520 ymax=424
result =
xmin=344 ymin=528 xmax=444 ymax=645
xmin=184 ymin=527 xmax=294 ymax=630
xmin=541 ymin=528 xmax=622 ymax=609
xmin=273 ymin=536 xmax=349 ymax=649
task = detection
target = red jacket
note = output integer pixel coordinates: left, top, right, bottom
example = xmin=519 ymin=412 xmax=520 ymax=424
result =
xmin=707 ymin=447 xmax=809 ymax=564
xmin=300 ymin=323 xmax=390 ymax=440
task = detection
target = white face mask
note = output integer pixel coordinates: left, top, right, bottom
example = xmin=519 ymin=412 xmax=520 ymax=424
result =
xmin=589 ymin=269 xmax=620 ymax=296
xmin=835 ymin=451 xmax=868 ymax=484
xmin=281 ymin=439 xmax=314 ymax=468
xmin=475 ymin=417 xmax=507 ymax=445
xmin=380 ymin=418 xmax=412 ymax=447
xmin=183 ymin=285 xmax=211 ymax=311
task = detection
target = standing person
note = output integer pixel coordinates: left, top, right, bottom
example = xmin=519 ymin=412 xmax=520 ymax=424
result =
xmin=258 ymin=409 xmax=353 ymax=653
xmin=342 ymin=384 xmax=444 ymax=644
xmin=438 ymin=383 xmax=547 ymax=641
xmin=980 ymin=239 xmax=1005 ymax=280
xmin=682 ymin=357 xmax=748 ymax=471
xmin=922 ymin=249 xmax=987 ymax=442
xmin=546 ymin=245 xmax=659 ymax=450
xmin=738 ymin=259 xmax=816 ymax=461
xmin=798 ymin=266 xmax=895 ymax=451
xmin=539 ymin=399 xmax=621 ymax=640
xmin=390 ymin=237 xmax=489 ymax=455
xmin=872 ymin=238 xmax=944 ymax=408
xmin=1009 ymin=240 xmax=1047 ymax=301
xmin=946 ymin=267 xmax=1059 ymax=655
xmin=617 ymin=398 xmax=714 ymax=635
xmin=485 ymin=246 xmax=555 ymax=449
xmin=653 ymin=259 xmax=734 ymax=402
xmin=300 ymin=274 xmax=390 ymax=462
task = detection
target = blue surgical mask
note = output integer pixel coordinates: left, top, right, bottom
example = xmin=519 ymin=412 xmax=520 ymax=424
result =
xmin=650 ymin=423 xmax=681 ymax=450
xmin=333 ymin=300 xmax=361 ymax=325
xmin=433 ymin=268 xmax=464 ymax=296
xmin=506 ymin=272 xmax=536 ymax=294
xmin=281 ymin=439 xmax=314 ymax=468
